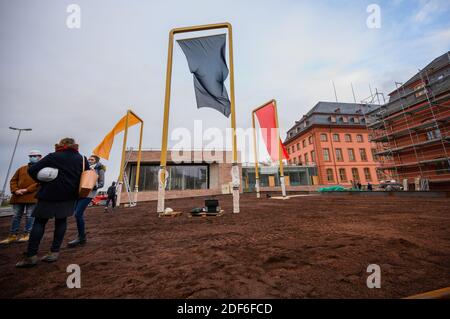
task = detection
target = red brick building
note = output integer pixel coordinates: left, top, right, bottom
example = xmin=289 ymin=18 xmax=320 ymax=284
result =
xmin=367 ymin=52 xmax=450 ymax=190
xmin=284 ymin=102 xmax=382 ymax=187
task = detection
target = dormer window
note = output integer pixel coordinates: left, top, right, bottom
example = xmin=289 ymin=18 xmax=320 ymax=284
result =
xmin=342 ymin=116 xmax=348 ymax=123
xmin=354 ymin=117 xmax=360 ymax=124
xmin=330 ymin=116 xmax=337 ymax=123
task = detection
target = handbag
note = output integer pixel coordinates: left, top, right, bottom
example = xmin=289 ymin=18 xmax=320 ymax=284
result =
xmin=79 ymin=156 xmax=98 ymax=197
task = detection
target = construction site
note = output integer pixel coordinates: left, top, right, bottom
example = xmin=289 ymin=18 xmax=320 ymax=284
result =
xmin=364 ymin=52 xmax=450 ymax=191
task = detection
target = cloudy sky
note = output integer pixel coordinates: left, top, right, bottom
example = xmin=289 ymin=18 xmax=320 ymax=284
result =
xmin=1 ymin=0 xmax=449 ymax=192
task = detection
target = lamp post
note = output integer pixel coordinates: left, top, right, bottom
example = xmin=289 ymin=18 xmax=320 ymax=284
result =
xmin=0 ymin=127 xmax=32 ymax=205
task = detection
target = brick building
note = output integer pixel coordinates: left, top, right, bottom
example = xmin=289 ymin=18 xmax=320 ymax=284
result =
xmin=284 ymin=102 xmax=382 ymax=187
xmin=367 ymin=52 xmax=450 ymax=190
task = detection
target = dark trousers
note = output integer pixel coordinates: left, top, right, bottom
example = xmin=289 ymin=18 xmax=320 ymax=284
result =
xmin=27 ymin=217 xmax=67 ymax=257
xmin=74 ymin=198 xmax=91 ymax=238
xmin=105 ymin=196 xmax=116 ymax=209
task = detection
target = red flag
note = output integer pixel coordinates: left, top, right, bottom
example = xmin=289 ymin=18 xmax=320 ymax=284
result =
xmin=254 ymin=101 xmax=289 ymax=161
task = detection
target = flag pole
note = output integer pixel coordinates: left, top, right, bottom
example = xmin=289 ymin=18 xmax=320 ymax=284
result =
xmin=131 ymin=110 xmax=144 ymax=205
xmin=273 ymin=100 xmax=287 ymax=198
xmin=251 ymin=110 xmax=261 ymax=198
xmin=227 ymin=23 xmax=240 ymax=213
xmin=158 ymin=22 xmax=239 ymax=214
xmin=117 ymin=110 xmax=130 ymax=207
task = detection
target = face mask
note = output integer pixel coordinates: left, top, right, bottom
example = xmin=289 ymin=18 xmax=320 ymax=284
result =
xmin=29 ymin=156 xmax=39 ymax=164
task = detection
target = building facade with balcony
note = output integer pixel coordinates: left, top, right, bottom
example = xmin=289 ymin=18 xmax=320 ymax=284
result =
xmin=284 ymin=102 xmax=382 ymax=187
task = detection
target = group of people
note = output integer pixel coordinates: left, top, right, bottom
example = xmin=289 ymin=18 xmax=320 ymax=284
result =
xmin=0 ymin=137 xmax=118 ymax=268
xmin=350 ymin=180 xmax=373 ymax=191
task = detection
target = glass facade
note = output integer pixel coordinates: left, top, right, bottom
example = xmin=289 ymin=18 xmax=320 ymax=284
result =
xmin=129 ymin=164 xmax=208 ymax=191
xmin=241 ymin=165 xmax=317 ymax=192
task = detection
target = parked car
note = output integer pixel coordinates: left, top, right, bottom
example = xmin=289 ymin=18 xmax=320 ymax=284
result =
xmin=378 ymin=180 xmax=403 ymax=191
xmin=90 ymin=191 xmax=108 ymax=206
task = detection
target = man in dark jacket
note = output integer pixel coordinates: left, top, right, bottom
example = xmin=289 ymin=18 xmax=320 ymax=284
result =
xmin=104 ymin=181 xmax=117 ymax=212
xmin=0 ymin=150 xmax=41 ymax=244
xmin=16 ymin=138 xmax=89 ymax=268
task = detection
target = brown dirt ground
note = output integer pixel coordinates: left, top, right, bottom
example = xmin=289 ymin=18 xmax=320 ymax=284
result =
xmin=0 ymin=193 xmax=449 ymax=299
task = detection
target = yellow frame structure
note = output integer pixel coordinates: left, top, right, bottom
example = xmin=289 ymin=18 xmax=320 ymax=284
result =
xmin=252 ymin=99 xmax=287 ymax=198
xmin=157 ymin=22 xmax=239 ymax=214
xmin=117 ymin=109 xmax=144 ymax=207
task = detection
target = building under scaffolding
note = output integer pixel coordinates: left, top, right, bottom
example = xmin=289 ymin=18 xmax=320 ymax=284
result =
xmin=365 ymin=52 xmax=450 ymax=190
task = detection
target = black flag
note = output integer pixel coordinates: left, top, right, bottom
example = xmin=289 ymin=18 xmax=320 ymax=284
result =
xmin=177 ymin=34 xmax=231 ymax=117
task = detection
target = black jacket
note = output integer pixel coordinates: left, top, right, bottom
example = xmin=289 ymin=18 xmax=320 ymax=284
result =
xmin=28 ymin=149 xmax=89 ymax=201
xmin=107 ymin=185 xmax=116 ymax=198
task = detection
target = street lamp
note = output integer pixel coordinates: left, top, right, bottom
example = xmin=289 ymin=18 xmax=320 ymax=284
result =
xmin=0 ymin=127 xmax=32 ymax=205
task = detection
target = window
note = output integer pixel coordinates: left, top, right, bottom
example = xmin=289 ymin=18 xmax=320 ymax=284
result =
xmin=342 ymin=116 xmax=348 ymax=123
xmin=339 ymin=168 xmax=347 ymax=182
xmin=297 ymin=143 xmax=300 ymax=151
xmin=323 ymin=148 xmax=330 ymax=161
xmin=436 ymin=160 xmax=450 ymax=175
xmin=335 ymin=148 xmax=344 ymax=161
xmin=311 ymin=150 xmax=316 ymax=163
xmin=352 ymin=168 xmax=360 ymax=181
xmin=298 ymin=155 xmax=302 ymax=165
xmin=333 ymin=134 xmax=340 ymax=142
xmin=354 ymin=117 xmax=360 ymax=124
xmin=132 ymin=164 xmax=208 ymax=191
xmin=359 ymin=148 xmax=368 ymax=161
xmin=308 ymin=136 xmax=313 ymax=145
xmin=345 ymin=134 xmax=352 ymax=142
xmin=364 ymin=168 xmax=372 ymax=181
xmin=292 ymin=146 xmax=296 ymax=153
xmin=304 ymin=153 xmax=309 ymax=164
xmin=326 ymin=169 xmax=335 ymax=182
xmin=303 ymin=139 xmax=306 ymax=148
xmin=426 ymin=128 xmax=441 ymax=140
xmin=356 ymin=134 xmax=363 ymax=142
xmin=348 ymin=148 xmax=356 ymax=161
xmin=371 ymin=148 xmax=378 ymax=161
xmin=330 ymin=116 xmax=337 ymax=123
xmin=320 ymin=133 xmax=328 ymax=142
xmin=293 ymin=157 xmax=297 ymax=164
xmin=376 ymin=169 xmax=384 ymax=181
xmin=287 ymin=148 xmax=291 ymax=155
xmin=414 ymin=82 xmax=426 ymax=98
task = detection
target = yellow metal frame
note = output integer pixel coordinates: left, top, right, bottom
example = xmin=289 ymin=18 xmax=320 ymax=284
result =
xmin=158 ymin=22 xmax=238 ymax=213
xmin=117 ymin=109 xmax=144 ymax=205
xmin=252 ymin=99 xmax=286 ymax=197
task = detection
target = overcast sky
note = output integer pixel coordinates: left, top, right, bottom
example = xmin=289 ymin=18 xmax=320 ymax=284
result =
xmin=1 ymin=0 xmax=449 ymax=192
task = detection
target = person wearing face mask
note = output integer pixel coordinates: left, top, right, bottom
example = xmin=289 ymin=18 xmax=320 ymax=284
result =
xmin=0 ymin=150 xmax=41 ymax=245
xmin=67 ymin=155 xmax=105 ymax=248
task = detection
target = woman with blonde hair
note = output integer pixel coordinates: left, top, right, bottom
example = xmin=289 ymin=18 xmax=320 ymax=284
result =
xmin=16 ymin=138 xmax=89 ymax=268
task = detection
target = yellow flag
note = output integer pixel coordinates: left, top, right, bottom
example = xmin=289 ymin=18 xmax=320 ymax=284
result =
xmin=93 ymin=113 xmax=141 ymax=160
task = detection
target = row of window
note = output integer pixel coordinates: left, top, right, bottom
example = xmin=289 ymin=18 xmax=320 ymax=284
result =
xmin=289 ymin=148 xmax=376 ymax=165
xmin=288 ymin=116 xmax=366 ymax=137
xmin=325 ymin=167 xmax=378 ymax=183
xmin=287 ymin=133 xmax=366 ymax=154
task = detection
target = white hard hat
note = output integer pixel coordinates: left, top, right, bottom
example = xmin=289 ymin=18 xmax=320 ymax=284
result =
xmin=37 ymin=167 xmax=59 ymax=182
xmin=29 ymin=150 xmax=42 ymax=157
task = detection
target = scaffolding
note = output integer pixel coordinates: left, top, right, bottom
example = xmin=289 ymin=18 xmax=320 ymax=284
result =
xmin=364 ymin=54 xmax=450 ymax=190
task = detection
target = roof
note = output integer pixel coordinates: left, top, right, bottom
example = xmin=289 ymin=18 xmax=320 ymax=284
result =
xmin=306 ymin=101 xmax=375 ymax=116
xmin=388 ymin=51 xmax=450 ymax=96
xmin=284 ymin=101 xmax=380 ymax=144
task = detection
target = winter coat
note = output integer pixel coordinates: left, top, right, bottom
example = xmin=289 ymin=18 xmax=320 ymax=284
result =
xmin=9 ymin=164 xmax=39 ymax=204
xmin=28 ymin=149 xmax=89 ymax=202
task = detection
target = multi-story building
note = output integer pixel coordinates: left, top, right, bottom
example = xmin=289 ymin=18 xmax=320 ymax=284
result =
xmin=366 ymin=52 xmax=450 ymax=190
xmin=284 ymin=102 xmax=382 ymax=187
